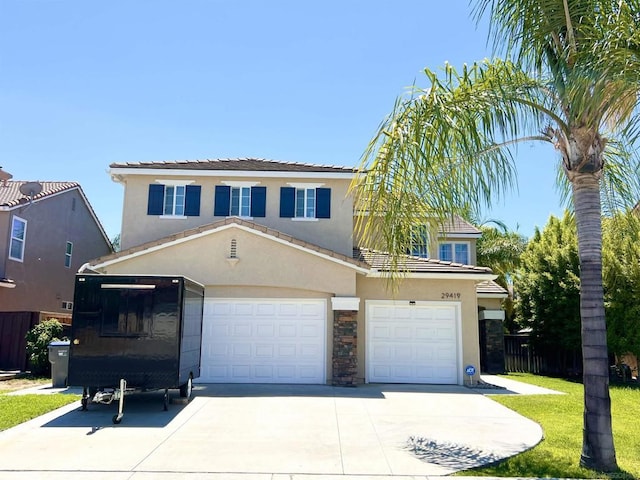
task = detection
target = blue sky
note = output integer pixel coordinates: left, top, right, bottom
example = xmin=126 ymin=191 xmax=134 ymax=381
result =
xmin=0 ymin=1 xmax=563 ymax=240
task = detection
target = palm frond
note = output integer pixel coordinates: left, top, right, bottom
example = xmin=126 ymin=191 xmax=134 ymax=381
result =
xmin=352 ymin=60 xmax=555 ymax=268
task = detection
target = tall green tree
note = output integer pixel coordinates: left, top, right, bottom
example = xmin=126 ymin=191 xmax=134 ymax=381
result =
xmin=602 ymin=213 xmax=640 ymax=366
xmin=354 ymin=1 xmax=640 ymax=471
xmin=515 ymin=213 xmax=581 ymax=357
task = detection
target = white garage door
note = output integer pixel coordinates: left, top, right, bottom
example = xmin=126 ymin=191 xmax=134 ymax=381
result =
xmin=199 ymin=299 xmax=326 ymax=384
xmin=366 ymin=301 xmax=460 ymax=384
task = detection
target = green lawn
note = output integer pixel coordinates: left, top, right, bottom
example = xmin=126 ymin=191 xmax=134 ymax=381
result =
xmin=0 ymin=393 xmax=80 ymax=432
xmin=465 ymin=373 xmax=640 ymax=479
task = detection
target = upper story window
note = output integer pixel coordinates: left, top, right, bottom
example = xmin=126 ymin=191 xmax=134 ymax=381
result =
xmin=147 ymin=181 xmax=201 ymax=218
xmin=214 ymin=183 xmax=266 ymax=218
xmin=410 ymin=225 xmax=429 ymax=258
xmin=164 ymin=185 xmax=186 ymax=216
xmin=295 ymin=188 xmax=316 ymax=218
xmin=280 ymin=184 xmax=330 ymax=220
xmin=9 ymin=216 xmax=27 ymax=262
xmin=439 ymin=241 xmax=469 ymax=264
xmin=65 ymin=241 xmax=73 ymax=268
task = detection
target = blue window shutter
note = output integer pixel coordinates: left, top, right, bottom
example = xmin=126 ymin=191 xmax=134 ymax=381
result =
xmin=184 ymin=185 xmax=201 ymax=216
xmin=147 ymin=184 xmax=164 ymax=215
xmin=251 ymin=186 xmax=266 ymax=217
xmin=214 ymin=186 xmax=231 ymax=216
xmin=316 ymin=188 xmax=331 ymax=218
xmin=280 ymin=187 xmax=295 ymax=218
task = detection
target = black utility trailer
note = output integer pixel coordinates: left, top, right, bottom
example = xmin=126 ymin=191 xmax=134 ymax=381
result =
xmin=68 ymin=274 xmax=204 ymax=423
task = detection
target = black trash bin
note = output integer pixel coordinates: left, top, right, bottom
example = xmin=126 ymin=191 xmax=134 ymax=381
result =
xmin=48 ymin=340 xmax=70 ymax=388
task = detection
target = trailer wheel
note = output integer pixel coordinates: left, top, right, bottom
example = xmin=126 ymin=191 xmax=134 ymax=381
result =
xmin=179 ymin=375 xmax=193 ymax=399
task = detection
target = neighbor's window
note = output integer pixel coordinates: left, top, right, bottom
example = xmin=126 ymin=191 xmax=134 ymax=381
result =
xmin=230 ymin=186 xmax=251 ymax=217
xmin=295 ymin=188 xmax=315 ymax=218
xmin=163 ymin=185 xmax=186 ymax=216
xmin=439 ymin=242 xmax=469 ymax=264
xmin=9 ymin=216 xmax=27 ymax=262
xmin=65 ymin=242 xmax=73 ymax=268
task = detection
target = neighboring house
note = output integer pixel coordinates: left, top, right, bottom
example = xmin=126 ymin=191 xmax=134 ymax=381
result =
xmin=85 ymin=158 xmax=506 ymax=386
xmin=0 ymin=169 xmax=113 ymax=370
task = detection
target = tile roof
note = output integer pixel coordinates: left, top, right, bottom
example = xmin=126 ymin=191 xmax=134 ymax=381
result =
xmin=109 ymin=158 xmax=358 ymax=174
xmin=90 ymin=217 xmax=370 ymax=271
xmin=0 ymin=181 xmax=80 ymax=208
xmin=476 ymin=280 xmax=509 ymax=296
xmin=439 ymin=216 xmax=481 ymax=235
xmin=354 ymin=248 xmax=493 ymax=275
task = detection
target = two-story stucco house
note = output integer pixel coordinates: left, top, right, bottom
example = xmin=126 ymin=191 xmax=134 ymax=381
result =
xmin=83 ymin=158 xmax=506 ymax=386
xmin=0 ymin=170 xmax=113 ymax=370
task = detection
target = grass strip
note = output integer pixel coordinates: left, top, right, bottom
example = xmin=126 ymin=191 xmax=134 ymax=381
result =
xmin=465 ymin=373 xmax=640 ymax=479
xmin=0 ymin=394 xmax=80 ymax=432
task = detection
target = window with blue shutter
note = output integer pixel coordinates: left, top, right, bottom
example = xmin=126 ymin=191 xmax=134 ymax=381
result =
xmin=214 ymin=186 xmax=231 ymax=216
xmin=316 ymin=188 xmax=331 ymax=219
xmin=281 ymin=187 xmax=331 ymax=219
xmin=215 ymin=185 xmax=266 ymax=217
xmin=251 ymin=186 xmax=266 ymax=217
xmin=184 ymin=185 xmax=201 ymax=216
xmin=280 ymin=187 xmax=295 ymax=218
xmin=148 ymin=183 xmax=200 ymax=217
xmin=147 ymin=184 xmax=165 ymax=215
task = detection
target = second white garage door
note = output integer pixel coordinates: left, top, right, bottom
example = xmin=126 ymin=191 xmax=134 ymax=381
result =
xmin=200 ymin=299 xmax=326 ymax=384
xmin=366 ymin=301 xmax=461 ymax=384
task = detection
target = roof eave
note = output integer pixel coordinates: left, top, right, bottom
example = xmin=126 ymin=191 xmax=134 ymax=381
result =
xmin=365 ymin=271 xmax=498 ymax=281
xmin=109 ymin=167 xmax=357 ymax=180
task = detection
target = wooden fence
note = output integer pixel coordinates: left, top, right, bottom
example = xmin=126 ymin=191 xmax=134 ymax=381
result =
xmin=504 ymin=334 xmax=582 ymax=376
xmin=0 ymin=312 xmax=39 ymax=371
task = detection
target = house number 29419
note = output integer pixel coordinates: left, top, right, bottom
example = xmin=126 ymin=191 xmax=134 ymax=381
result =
xmin=441 ymin=292 xmax=461 ymax=299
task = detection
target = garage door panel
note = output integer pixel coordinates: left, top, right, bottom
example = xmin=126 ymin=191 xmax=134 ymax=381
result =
xmin=367 ymin=302 xmax=459 ymax=385
xmin=277 ymin=345 xmax=296 ymax=358
xmin=200 ymin=299 xmax=326 ymax=384
xmin=278 ymin=324 xmax=296 ymax=337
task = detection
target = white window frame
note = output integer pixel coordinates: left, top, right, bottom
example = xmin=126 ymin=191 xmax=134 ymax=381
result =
xmin=439 ymin=241 xmax=470 ymax=264
xmin=287 ymin=182 xmax=323 ymax=221
xmin=65 ymin=241 xmax=73 ymax=268
xmin=230 ymin=186 xmax=251 ymax=217
xmin=222 ymin=181 xmax=259 ymax=219
xmin=9 ymin=216 xmax=27 ymax=262
xmin=156 ymin=179 xmax=194 ymax=219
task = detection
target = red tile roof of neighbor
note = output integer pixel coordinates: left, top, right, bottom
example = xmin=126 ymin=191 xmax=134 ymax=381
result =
xmin=110 ymin=158 xmax=358 ymax=174
xmin=0 ymin=181 xmax=80 ymax=208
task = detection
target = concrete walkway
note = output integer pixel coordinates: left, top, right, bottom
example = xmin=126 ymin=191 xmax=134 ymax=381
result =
xmin=0 ymin=382 xmax=548 ymax=479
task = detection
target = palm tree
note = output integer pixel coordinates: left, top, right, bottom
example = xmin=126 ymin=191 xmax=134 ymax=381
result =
xmin=354 ymin=0 xmax=640 ymax=472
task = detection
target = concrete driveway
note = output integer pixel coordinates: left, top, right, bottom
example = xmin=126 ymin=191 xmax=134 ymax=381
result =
xmin=0 ymin=382 xmax=544 ymax=479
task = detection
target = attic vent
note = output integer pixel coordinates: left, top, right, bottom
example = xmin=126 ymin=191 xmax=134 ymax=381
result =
xmin=226 ymin=239 xmax=240 ymax=267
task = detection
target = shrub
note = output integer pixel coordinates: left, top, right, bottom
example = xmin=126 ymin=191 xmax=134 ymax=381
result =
xmin=25 ymin=319 xmax=65 ymax=376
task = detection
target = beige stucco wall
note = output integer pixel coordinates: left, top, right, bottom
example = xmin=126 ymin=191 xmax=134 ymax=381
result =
xmin=355 ymin=276 xmax=482 ymax=384
xmin=118 ymin=174 xmax=354 ymax=257
xmin=478 ymin=297 xmax=504 ymax=311
xmin=99 ymin=226 xmax=358 ymax=296
xmin=0 ymin=190 xmax=112 ymax=313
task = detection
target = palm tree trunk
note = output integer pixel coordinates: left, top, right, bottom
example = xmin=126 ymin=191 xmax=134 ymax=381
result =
xmin=572 ymin=172 xmax=617 ymax=472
